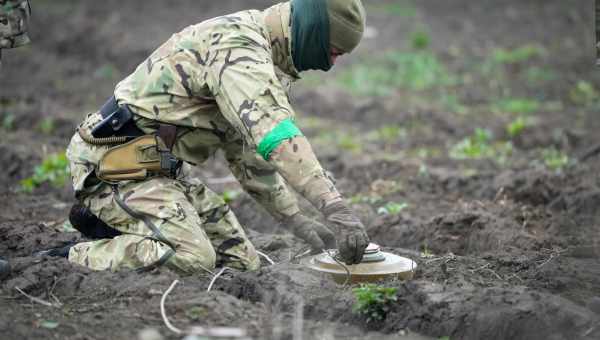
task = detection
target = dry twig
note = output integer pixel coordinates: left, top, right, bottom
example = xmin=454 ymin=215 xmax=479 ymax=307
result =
xmin=15 ymin=287 xmax=57 ymax=308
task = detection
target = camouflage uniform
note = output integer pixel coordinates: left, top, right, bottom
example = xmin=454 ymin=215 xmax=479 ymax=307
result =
xmin=67 ymin=2 xmax=343 ymax=275
xmin=0 ymin=0 xmax=30 ymax=65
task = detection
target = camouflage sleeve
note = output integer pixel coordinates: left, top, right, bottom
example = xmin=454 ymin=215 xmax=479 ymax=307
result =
xmin=224 ymin=141 xmax=300 ymax=221
xmin=205 ymin=27 xmax=295 ymax=148
xmin=206 ymin=27 xmax=342 ymax=212
xmin=269 ymin=136 xmax=342 ymax=211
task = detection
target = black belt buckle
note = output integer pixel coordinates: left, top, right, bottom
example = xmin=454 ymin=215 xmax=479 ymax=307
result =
xmin=160 ymin=152 xmax=180 ymax=178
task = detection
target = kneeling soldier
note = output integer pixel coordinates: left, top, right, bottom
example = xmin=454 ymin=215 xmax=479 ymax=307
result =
xmin=59 ymin=0 xmax=370 ymax=274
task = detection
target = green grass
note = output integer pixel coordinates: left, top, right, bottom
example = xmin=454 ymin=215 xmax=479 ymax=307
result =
xmin=490 ymin=44 xmax=545 ymax=65
xmin=20 ymin=152 xmax=70 ymax=193
xmin=338 ymin=51 xmax=452 ymax=96
xmin=569 ymin=80 xmax=598 ymax=106
xmin=506 ymin=116 xmax=532 ymax=138
xmin=221 ymin=189 xmax=241 ymax=204
xmin=410 ymin=31 xmax=430 ymax=50
xmin=37 ymin=117 xmax=56 ymax=134
xmin=338 ymin=133 xmax=362 ymax=153
xmin=449 ymin=128 xmax=513 ymax=164
xmin=2 ymin=112 xmax=16 ymax=130
xmin=494 ymin=98 xmax=540 ymax=114
xmin=365 ymin=125 xmax=407 ymax=144
xmin=377 ymin=202 xmax=409 ymax=215
xmin=353 ymin=284 xmax=398 ymax=323
xmin=541 ymin=148 xmax=570 ymax=171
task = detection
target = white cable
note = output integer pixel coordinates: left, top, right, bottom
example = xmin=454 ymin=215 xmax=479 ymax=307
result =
xmin=207 ymin=267 xmax=229 ymax=292
xmin=160 ymin=279 xmax=183 ymax=334
xmin=257 ymin=250 xmax=275 ymax=265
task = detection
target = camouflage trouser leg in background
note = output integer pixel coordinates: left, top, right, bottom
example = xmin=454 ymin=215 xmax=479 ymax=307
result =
xmin=68 ymin=176 xmax=260 ymax=274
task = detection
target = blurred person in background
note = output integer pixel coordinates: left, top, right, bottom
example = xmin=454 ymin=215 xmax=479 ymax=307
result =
xmin=0 ymin=0 xmax=30 ymax=68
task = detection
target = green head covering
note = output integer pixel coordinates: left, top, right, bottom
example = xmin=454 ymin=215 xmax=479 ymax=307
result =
xmin=327 ymin=0 xmax=366 ymax=53
xmin=291 ymin=0 xmax=365 ymax=72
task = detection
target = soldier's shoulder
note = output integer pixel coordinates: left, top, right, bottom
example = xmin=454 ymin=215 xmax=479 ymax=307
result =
xmin=201 ymin=9 xmax=265 ymax=35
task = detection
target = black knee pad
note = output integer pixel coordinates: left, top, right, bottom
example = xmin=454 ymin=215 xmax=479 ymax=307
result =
xmin=69 ymin=203 xmax=122 ymax=239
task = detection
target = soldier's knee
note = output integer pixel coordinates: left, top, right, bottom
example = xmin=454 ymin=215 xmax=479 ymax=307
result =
xmin=169 ymin=246 xmax=217 ymax=275
xmin=245 ymin=253 xmax=261 ymax=271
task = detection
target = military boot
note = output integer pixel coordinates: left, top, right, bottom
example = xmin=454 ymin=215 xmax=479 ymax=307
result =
xmin=35 ymin=242 xmax=76 ymax=258
xmin=69 ymin=202 xmax=121 ymax=239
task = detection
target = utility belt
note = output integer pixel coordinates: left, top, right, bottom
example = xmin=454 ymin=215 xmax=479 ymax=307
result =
xmin=78 ymin=96 xmax=182 ymax=182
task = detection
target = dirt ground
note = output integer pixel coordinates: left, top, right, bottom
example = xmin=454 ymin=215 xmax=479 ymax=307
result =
xmin=1 ymin=0 xmax=599 ymax=339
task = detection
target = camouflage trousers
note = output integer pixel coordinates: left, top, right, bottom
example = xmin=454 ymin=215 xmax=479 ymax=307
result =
xmin=68 ymin=176 xmax=260 ymax=275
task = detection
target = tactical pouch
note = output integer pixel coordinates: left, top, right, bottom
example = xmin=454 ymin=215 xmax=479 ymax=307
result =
xmin=91 ymin=96 xmax=144 ymax=139
xmin=97 ymin=135 xmax=166 ymax=181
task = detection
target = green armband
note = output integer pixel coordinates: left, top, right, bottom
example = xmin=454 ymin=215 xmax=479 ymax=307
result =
xmin=257 ymin=118 xmax=303 ymax=160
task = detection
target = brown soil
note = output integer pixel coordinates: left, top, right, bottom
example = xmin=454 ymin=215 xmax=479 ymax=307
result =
xmin=1 ymin=0 xmax=599 ymax=339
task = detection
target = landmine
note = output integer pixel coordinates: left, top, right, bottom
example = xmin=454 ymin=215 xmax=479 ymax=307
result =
xmin=303 ymin=243 xmax=417 ymax=284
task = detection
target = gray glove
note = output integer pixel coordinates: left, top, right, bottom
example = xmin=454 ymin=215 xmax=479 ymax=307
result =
xmin=282 ymin=213 xmax=337 ymax=251
xmin=322 ymin=201 xmax=370 ymax=265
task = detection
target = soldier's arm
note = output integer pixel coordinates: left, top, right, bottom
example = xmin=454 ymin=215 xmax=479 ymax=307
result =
xmin=223 ymin=142 xmax=300 ymax=221
xmin=206 ymin=29 xmax=341 ymax=212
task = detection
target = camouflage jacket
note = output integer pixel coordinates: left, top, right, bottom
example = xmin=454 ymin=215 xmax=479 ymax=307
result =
xmin=0 ymin=0 xmax=30 ymax=63
xmin=88 ymin=2 xmax=340 ymax=219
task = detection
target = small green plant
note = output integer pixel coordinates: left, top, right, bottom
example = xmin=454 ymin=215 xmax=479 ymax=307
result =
xmin=352 ymin=284 xmax=398 ymax=323
xmin=449 ymin=128 xmax=493 ymax=159
xmin=377 ymin=202 xmax=409 ymax=215
xmin=410 ymin=31 xmax=430 ymax=50
xmin=420 ymin=244 xmax=434 ymax=258
xmin=2 ymin=112 xmax=16 ymax=130
xmin=37 ymin=117 xmax=56 ymax=134
xmin=221 ymin=189 xmax=241 ymax=203
xmin=20 ymin=152 xmax=70 ymax=192
xmin=449 ymin=128 xmax=513 ymax=164
xmin=185 ymin=306 xmax=208 ymax=321
xmin=337 ymin=133 xmax=362 ymax=153
xmin=490 ymin=44 xmax=545 ymax=65
xmin=541 ymin=148 xmax=569 ymax=171
xmin=506 ymin=116 xmax=529 ymax=137
xmin=494 ymin=98 xmax=540 ymax=114
xmin=569 ymin=80 xmax=598 ymax=106
xmin=366 ymin=125 xmax=406 ymax=144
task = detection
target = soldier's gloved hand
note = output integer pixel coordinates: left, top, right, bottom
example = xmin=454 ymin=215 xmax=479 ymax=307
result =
xmin=282 ymin=213 xmax=336 ymax=251
xmin=322 ymin=201 xmax=370 ymax=265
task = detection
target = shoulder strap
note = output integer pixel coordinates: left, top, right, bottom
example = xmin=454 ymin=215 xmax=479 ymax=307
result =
xmin=157 ymin=124 xmax=177 ymax=151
